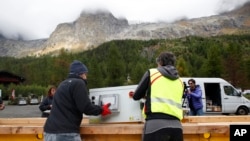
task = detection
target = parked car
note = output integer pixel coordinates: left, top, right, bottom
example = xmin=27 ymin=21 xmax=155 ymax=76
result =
xmin=243 ymin=90 xmax=250 ymax=95
xmin=29 ymin=97 xmax=39 ymax=105
xmin=18 ymin=97 xmax=27 ymax=105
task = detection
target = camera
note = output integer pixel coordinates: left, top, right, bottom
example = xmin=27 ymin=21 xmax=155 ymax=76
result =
xmin=183 ymin=82 xmax=190 ymax=92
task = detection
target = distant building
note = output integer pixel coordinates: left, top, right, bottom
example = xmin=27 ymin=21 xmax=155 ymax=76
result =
xmin=0 ymin=71 xmax=25 ymax=85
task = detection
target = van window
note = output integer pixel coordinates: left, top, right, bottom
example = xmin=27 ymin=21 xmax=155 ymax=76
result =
xmin=224 ymin=86 xmax=238 ymax=96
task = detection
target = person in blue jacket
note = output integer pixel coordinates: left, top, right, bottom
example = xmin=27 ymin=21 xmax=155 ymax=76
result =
xmin=184 ymin=78 xmax=204 ymax=116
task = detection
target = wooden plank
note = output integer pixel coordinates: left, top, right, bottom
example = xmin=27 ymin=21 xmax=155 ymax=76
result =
xmin=183 ymin=123 xmax=229 ymax=134
xmin=80 ymin=124 xmax=143 ymax=134
xmin=0 ymin=134 xmax=229 ymax=141
xmin=0 ymin=117 xmax=89 ymax=125
xmin=0 ymin=122 xmax=243 ymax=135
xmin=0 ymin=125 xmax=43 ymax=134
xmin=0 ymin=118 xmax=46 ymax=125
xmin=0 ymin=116 xmax=249 ymax=141
xmin=1 ymin=122 xmax=249 ymax=135
xmin=2 ymin=116 xmax=249 ymax=125
xmin=0 ymin=123 xmax=235 ymax=141
xmin=182 ymin=115 xmax=250 ymax=123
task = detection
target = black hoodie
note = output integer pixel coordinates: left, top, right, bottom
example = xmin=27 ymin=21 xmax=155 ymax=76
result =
xmin=44 ymin=74 xmax=103 ymax=133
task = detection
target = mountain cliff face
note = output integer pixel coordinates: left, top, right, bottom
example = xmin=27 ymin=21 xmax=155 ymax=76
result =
xmin=0 ymin=3 xmax=250 ymax=58
xmin=34 ymin=12 xmax=129 ymax=56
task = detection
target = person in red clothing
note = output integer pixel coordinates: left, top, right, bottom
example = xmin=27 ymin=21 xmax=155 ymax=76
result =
xmin=44 ymin=60 xmax=111 ymax=141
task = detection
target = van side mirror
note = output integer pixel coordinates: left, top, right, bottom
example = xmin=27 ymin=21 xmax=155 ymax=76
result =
xmin=237 ymin=91 xmax=242 ymax=97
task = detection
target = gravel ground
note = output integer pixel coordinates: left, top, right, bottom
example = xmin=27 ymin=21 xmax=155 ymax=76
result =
xmin=0 ymin=101 xmax=42 ymax=118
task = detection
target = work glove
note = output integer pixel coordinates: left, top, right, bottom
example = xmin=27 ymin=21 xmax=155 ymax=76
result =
xmin=129 ymin=91 xmax=134 ymax=98
xmin=101 ymin=103 xmax=111 ymax=116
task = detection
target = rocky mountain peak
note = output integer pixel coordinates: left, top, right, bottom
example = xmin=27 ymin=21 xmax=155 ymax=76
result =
xmin=79 ymin=10 xmax=128 ymax=24
xmin=32 ymin=10 xmax=129 ymax=56
xmin=75 ymin=10 xmax=129 ymax=39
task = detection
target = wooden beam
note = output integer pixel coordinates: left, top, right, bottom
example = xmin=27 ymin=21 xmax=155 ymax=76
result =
xmin=182 ymin=115 xmax=250 ymax=123
xmin=0 ymin=118 xmax=46 ymax=126
xmin=0 ymin=117 xmax=88 ymax=125
xmin=0 ymin=116 xmax=250 ymax=141
xmin=1 ymin=122 xmax=250 ymax=135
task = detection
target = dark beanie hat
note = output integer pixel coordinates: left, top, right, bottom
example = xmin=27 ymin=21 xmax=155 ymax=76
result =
xmin=69 ymin=60 xmax=88 ymax=75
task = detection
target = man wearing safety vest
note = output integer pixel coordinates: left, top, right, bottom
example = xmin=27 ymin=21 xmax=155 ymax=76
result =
xmin=132 ymin=52 xmax=184 ymax=141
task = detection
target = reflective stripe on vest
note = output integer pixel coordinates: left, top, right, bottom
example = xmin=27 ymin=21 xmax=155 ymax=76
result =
xmin=146 ymin=68 xmax=184 ymax=120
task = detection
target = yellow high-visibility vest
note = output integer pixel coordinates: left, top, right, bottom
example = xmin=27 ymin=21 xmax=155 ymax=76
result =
xmin=143 ymin=68 xmax=184 ymax=120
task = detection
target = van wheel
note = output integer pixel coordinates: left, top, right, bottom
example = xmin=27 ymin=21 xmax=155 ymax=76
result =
xmin=236 ymin=107 xmax=248 ymax=115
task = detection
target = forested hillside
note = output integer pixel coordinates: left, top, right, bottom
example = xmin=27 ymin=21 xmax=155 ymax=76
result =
xmin=0 ymin=34 xmax=250 ymax=98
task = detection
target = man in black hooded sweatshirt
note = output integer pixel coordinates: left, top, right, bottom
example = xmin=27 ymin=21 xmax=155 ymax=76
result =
xmin=44 ymin=60 xmax=111 ymax=141
xmin=133 ymin=52 xmax=184 ymax=141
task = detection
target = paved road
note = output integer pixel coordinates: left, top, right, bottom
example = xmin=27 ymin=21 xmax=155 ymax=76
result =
xmin=0 ymin=101 xmax=41 ymax=118
xmin=1 ymin=101 xmax=249 ymax=118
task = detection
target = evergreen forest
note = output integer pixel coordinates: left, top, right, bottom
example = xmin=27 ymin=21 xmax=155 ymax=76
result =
xmin=0 ymin=34 xmax=250 ymax=98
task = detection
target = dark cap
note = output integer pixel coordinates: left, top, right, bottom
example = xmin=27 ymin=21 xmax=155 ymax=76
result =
xmin=69 ymin=60 xmax=88 ymax=75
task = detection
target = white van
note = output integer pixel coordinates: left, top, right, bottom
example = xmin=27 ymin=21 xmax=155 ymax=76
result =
xmin=181 ymin=77 xmax=250 ymax=115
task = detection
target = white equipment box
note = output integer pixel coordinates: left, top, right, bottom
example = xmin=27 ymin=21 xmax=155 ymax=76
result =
xmin=88 ymin=85 xmax=143 ymax=123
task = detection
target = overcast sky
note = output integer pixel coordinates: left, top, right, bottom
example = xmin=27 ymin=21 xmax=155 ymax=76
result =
xmin=0 ymin=0 xmax=249 ymax=40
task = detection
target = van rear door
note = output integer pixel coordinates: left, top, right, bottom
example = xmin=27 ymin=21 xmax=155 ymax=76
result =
xmin=204 ymin=83 xmax=222 ymax=113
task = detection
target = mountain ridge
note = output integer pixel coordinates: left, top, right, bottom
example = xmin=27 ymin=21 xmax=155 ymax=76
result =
xmin=0 ymin=2 xmax=250 ymax=58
